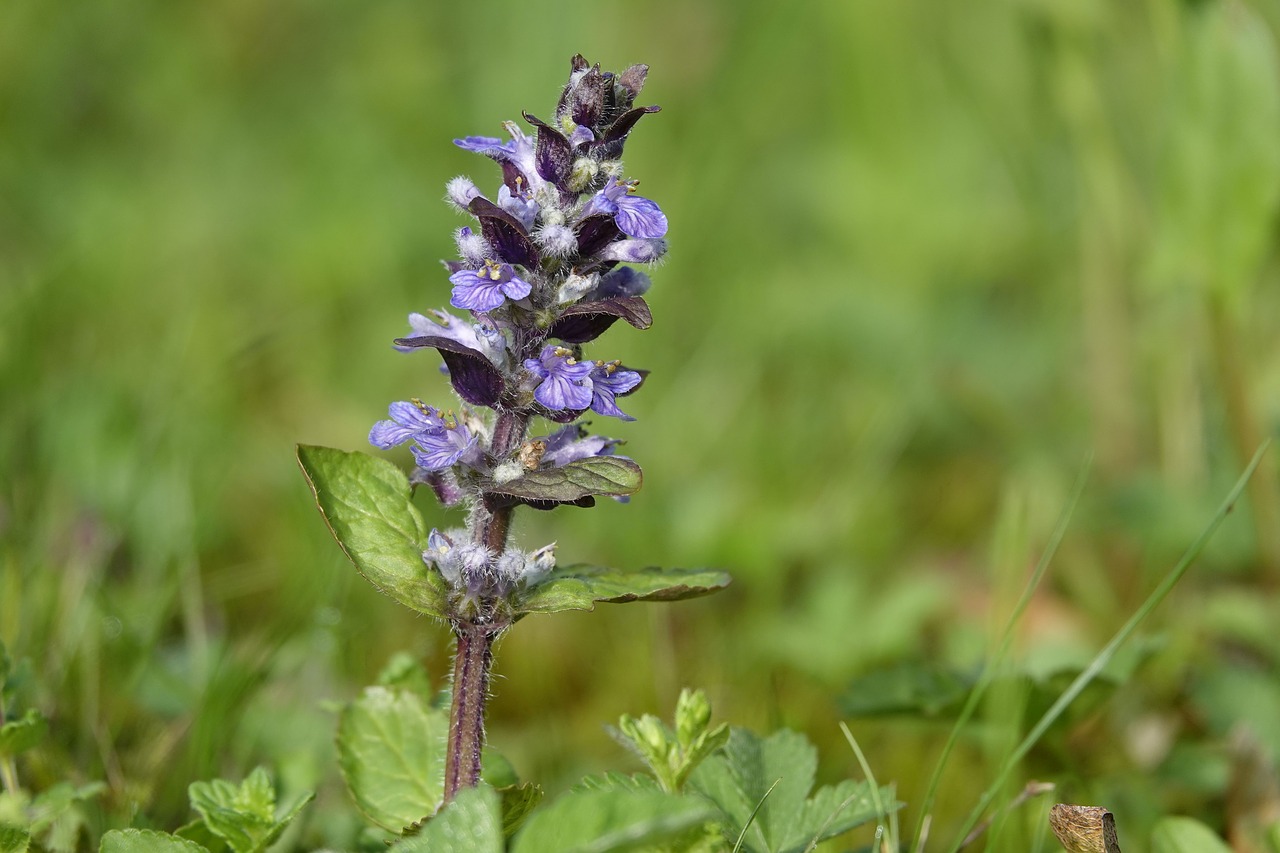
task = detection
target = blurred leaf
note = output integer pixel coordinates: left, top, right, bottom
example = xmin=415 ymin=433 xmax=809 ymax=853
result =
xmin=1190 ymin=665 xmax=1280 ymax=762
xmin=0 ymin=825 xmax=29 ymax=853
xmin=1150 ymin=816 xmax=1232 ymax=853
xmin=336 ymin=686 xmax=447 ymax=833
xmin=510 ymin=789 xmax=716 ymax=853
xmin=27 ymin=784 xmax=106 ymax=837
xmin=688 ymin=727 xmax=893 ymax=853
xmin=0 ymin=710 xmax=45 ymax=758
xmin=841 ymin=662 xmax=971 ymax=717
xmin=188 ymin=767 xmax=313 ymax=853
xmin=99 ymin=829 xmax=209 ymax=853
xmin=296 ymin=445 xmax=449 ymax=620
xmin=391 ymin=785 xmax=503 ymax=853
xmin=481 ymin=750 xmax=520 ymax=789
xmin=517 ymin=565 xmax=730 ymax=615
xmin=490 ymin=456 xmax=643 ymax=507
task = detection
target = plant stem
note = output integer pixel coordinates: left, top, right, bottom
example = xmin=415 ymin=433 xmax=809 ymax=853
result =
xmin=443 ymin=621 xmax=501 ymax=801
xmin=442 ymin=407 xmax=529 ymax=802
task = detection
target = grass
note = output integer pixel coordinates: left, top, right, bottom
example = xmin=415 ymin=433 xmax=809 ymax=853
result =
xmin=4 ymin=0 xmax=1280 ymax=849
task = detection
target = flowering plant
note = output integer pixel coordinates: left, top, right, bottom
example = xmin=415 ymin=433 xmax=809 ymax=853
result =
xmin=297 ymin=54 xmax=730 ymax=804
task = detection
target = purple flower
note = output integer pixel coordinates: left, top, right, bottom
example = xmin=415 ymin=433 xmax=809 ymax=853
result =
xmin=589 ymin=361 xmax=643 ymax=421
xmin=591 ymin=266 xmax=652 ymax=299
xmin=397 ymin=309 xmax=506 ymax=366
xmin=583 ymin=179 xmax=667 ymax=239
xmin=369 ymin=401 xmax=445 ymax=449
xmin=454 ymin=124 xmax=546 ymax=196
xmin=369 ymin=401 xmax=478 ymax=472
xmin=450 ymin=260 xmax=533 ymax=312
xmin=454 ymin=136 xmax=517 ymax=158
xmin=600 ymin=238 xmax=667 ymax=264
xmin=498 ymin=184 xmax=538 ymax=231
xmin=524 ymin=345 xmax=594 ymax=411
xmin=541 ymin=423 xmax=622 ymax=466
xmin=411 ymin=422 xmax=478 ymax=470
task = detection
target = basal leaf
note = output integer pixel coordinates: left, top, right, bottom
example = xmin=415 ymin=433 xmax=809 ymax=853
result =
xmin=511 ymin=790 xmax=716 ymax=853
xmin=336 ymin=685 xmax=448 ymax=832
xmin=297 ymin=445 xmax=449 ymax=620
xmin=391 ymin=785 xmax=503 ymax=853
xmin=689 ymin=728 xmax=893 ymax=853
xmin=517 ymin=565 xmax=730 ymax=616
xmin=490 ymin=456 xmax=642 ymax=507
xmin=99 ymin=830 xmax=209 ymax=853
xmin=1151 ymin=816 xmax=1232 ymax=853
xmin=0 ymin=709 xmax=46 ymax=757
xmin=0 ymin=825 xmax=29 ymax=853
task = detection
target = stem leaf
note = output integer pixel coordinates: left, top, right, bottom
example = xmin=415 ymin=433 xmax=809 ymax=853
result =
xmin=490 ymin=456 xmax=643 ymax=508
xmin=296 ymin=445 xmax=449 ymax=620
xmin=516 ymin=565 xmax=731 ymax=615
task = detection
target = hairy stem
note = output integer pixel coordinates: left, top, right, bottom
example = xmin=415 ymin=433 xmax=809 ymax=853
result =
xmin=443 ymin=407 xmax=530 ymax=801
xmin=443 ymin=622 xmax=500 ymax=801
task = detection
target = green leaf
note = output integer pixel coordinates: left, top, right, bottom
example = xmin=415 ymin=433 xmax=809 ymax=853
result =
xmin=296 ymin=445 xmax=449 ymax=620
xmin=499 ymin=783 xmax=544 ymax=838
xmin=0 ymin=825 xmax=29 ymax=853
xmin=518 ymin=565 xmax=731 ymax=615
xmin=688 ymin=728 xmax=893 ymax=853
xmin=1151 ymin=816 xmax=1233 ymax=853
xmin=336 ymin=685 xmax=447 ymax=832
xmin=173 ymin=821 xmax=224 ymax=853
xmin=99 ymin=829 xmax=210 ymax=853
xmin=188 ymin=768 xmax=313 ymax=853
xmin=0 ymin=710 xmax=46 ymax=757
xmin=572 ymin=772 xmax=663 ymax=794
xmin=27 ymin=782 xmax=107 ymax=838
xmin=490 ymin=456 xmax=643 ymax=506
xmin=840 ymin=662 xmax=972 ymax=717
xmin=391 ymin=785 xmax=503 ymax=853
xmin=511 ymin=789 xmax=717 ymax=853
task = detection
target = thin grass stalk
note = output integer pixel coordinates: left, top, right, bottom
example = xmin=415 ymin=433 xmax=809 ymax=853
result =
xmin=942 ymin=441 xmax=1270 ymax=853
xmin=909 ymin=458 xmax=1092 ymax=852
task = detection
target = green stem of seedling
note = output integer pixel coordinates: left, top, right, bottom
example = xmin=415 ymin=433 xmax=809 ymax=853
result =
xmin=943 ymin=441 xmax=1270 ymax=853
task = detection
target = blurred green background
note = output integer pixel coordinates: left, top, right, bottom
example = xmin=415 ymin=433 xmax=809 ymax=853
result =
xmin=5 ymin=0 xmax=1280 ymax=849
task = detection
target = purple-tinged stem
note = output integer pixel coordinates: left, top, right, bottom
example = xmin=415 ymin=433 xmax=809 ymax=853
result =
xmin=443 ymin=621 xmax=500 ymax=800
xmin=443 ymin=407 xmax=529 ymax=801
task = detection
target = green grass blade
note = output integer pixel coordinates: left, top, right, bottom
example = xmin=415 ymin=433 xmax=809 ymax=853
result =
xmin=943 ymin=441 xmax=1270 ymax=853
xmin=910 ymin=457 xmax=1091 ymax=852
xmin=837 ymin=722 xmax=893 ymax=852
